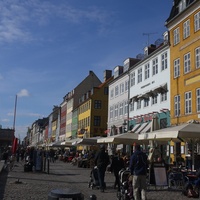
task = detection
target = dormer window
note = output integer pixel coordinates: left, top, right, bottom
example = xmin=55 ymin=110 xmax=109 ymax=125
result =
xmin=179 ymin=0 xmax=186 ymax=13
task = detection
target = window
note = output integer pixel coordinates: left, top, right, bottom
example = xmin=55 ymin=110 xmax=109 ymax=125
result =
xmin=173 ymin=27 xmax=180 ymax=45
xmin=104 ymin=87 xmax=108 ymax=95
xmin=124 ymin=101 xmax=128 ymax=115
xmin=129 ymin=101 xmax=134 ymax=112
xmin=114 ymin=104 xmax=118 ymax=118
xmin=137 ymin=100 xmax=141 ymax=109
xmin=184 ymin=52 xmax=191 ymax=74
xmin=183 ymin=20 xmax=190 ymax=39
xmin=174 ymin=95 xmax=180 ymax=117
xmin=144 ymin=98 xmax=149 ymax=107
xmin=144 ymin=63 xmax=150 ymax=79
xmin=161 ymin=52 xmax=168 ymax=71
xmin=152 ymin=58 xmax=158 ymax=75
xmin=94 ymin=100 xmax=101 ymax=109
xmin=130 ymin=72 xmax=135 ymax=87
xmin=194 ymin=11 xmax=200 ymax=32
xmin=152 ymin=95 xmax=158 ymax=105
xmin=174 ymin=58 xmax=180 ymax=78
xmin=137 ymin=68 xmax=142 ymax=83
xmin=125 ymin=80 xmax=129 ymax=91
xmin=94 ymin=116 xmax=101 ymax=126
xmin=110 ymin=106 xmax=113 ymax=119
xmin=195 ymin=47 xmax=200 ymax=69
xmin=115 ymin=85 xmax=119 ymax=96
xmin=179 ymin=0 xmax=186 ymax=12
xmin=119 ymin=102 xmax=123 ymax=116
xmin=197 ymin=88 xmax=200 ymax=112
xmin=120 ymin=83 xmax=124 ymax=94
xmin=161 ymin=92 xmax=167 ymax=102
xmin=185 ymin=91 xmax=192 ymax=114
xmin=110 ymin=89 xmax=114 ymax=99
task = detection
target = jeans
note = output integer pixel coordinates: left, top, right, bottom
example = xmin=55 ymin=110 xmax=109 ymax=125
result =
xmin=97 ymin=167 xmax=106 ymax=190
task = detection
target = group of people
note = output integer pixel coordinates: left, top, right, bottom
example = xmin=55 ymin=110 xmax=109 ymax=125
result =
xmin=94 ymin=144 xmax=148 ymax=200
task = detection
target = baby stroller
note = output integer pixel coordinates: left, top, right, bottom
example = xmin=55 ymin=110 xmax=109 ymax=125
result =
xmin=88 ymin=167 xmax=100 ymax=189
xmin=117 ymin=169 xmax=133 ymax=200
xmin=88 ymin=166 xmax=107 ymax=190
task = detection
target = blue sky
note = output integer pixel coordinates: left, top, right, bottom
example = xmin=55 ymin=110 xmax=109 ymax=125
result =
xmin=0 ymin=0 xmax=172 ymax=140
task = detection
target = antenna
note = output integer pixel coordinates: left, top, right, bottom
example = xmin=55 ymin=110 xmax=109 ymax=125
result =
xmin=143 ymin=32 xmax=157 ymax=46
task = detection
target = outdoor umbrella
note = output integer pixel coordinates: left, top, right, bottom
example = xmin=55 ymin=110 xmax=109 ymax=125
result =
xmin=76 ymin=136 xmax=102 ymax=146
xmin=138 ymin=122 xmax=200 ymax=170
xmin=138 ymin=122 xmax=200 ymax=142
xmin=97 ymin=132 xmax=140 ymax=145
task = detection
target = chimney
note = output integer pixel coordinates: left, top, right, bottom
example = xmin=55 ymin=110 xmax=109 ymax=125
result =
xmin=104 ymin=70 xmax=112 ymax=82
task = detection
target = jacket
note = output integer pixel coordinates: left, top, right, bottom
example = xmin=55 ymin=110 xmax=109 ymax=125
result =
xmin=94 ymin=149 xmax=109 ymax=170
xmin=129 ymin=150 xmax=148 ymax=176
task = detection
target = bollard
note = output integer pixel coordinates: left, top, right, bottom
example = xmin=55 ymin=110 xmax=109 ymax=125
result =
xmin=89 ymin=194 xmax=97 ymax=200
xmin=47 ymin=158 xmax=50 ymax=174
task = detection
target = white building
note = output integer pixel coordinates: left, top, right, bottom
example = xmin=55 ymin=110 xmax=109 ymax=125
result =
xmin=129 ymin=32 xmax=170 ymax=132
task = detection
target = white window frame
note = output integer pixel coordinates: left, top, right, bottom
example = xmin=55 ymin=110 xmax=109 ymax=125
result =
xmin=144 ymin=63 xmax=150 ymax=80
xmin=125 ymin=80 xmax=129 ymax=92
xmin=119 ymin=102 xmax=124 ymax=116
xmin=194 ymin=11 xmax=200 ymax=32
xmin=144 ymin=98 xmax=149 ymax=107
xmin=184 ymin=52 xmax=191 ymax=74
xmin=124 ymin=101 xmax=128 ymax=115
xmin=115 ymin=85 xmax=119 ymax=97
xmin=174 ymin=95 xmax=180 ymax=117
xmin=152 ymin=95 xmax=158 ymax=105
xmin=161 ymin=52 xmax=168 ymax=71
xmin=195 ymin=47 xmax=200 ymax=69
xmin=183 ymin=19 xmax=190 ymax=39
xmin=130 ymin=72 xmax=135 ymax=87
xmin=161 ymin=92 xmax=167 ymax=102
xmin=110 ymin=106 xmax=114 ymax=119
xmin=185 ymin=91 xmax=192 ymax=114
xmin=174 ymin=58 xmax=180 ymax=78
xmin=137 ymin=68 xmax=142 ymax=83
xmin=129 ymin=101 xmax=134 ymax=112
xmin=152 ymin=58 xmax=158 ymax=76
xmin=137 ymin=100 xmax=141 ymax=110
xmin=110 ymin=89 xmax=114 ymax=99
xmin=197 ymin=88 xmax=200 ymax=113
xmin=173 ymin=27 xmax=180 ymax=45
xmin=120 ymin=83 xmax=124 ymax=94
xmin=114 ymin=104 xmax=118 ymax=118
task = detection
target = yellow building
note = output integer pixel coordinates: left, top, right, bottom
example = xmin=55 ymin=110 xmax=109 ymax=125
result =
xmin=77 ymin=74 xmax=113 ymax=140
xmin=166 ymin=0 xmax=200 ymax=162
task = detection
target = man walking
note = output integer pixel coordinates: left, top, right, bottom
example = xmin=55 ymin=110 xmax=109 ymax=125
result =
xmin=94 ymin=145 xmax=110 ymax=192
xmin=130 ymin=144 xmax=148 ymax=200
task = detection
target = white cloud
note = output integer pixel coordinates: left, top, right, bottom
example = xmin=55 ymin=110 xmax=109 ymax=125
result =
xmin=0 ymin=0 xmax=113 ymax=43
xmin=17 ymin=89 xmax=29 ymax=97
xmin=1 ymin=118 xmax=10 ymax=123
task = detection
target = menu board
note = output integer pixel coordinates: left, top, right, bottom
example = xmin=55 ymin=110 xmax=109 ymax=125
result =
xmin=154 ymin=167 xmax=168 ymax=186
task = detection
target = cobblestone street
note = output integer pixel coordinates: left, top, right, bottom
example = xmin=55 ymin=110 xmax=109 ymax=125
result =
xmin=0 ymin=160 xmax=194 ymax=200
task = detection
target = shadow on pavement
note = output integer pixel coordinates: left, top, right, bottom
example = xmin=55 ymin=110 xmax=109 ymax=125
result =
xmin=0 ymin=170 xmax=8 ymax=200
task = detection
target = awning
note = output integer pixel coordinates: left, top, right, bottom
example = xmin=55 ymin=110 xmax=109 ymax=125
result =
xmin=135 ymin=122 xmax=148 ymax=134
xmin=97 ymin=132 xmax=140 ymax=145
xmin=64 ymin=138 xmax=82 ymax=146
xmin=140 ymin=121 xmax=152 ymax=133
xmin=138 ymin=122 xmax=200 ymax=142
xmin=130 ymin=123 xmax=141 ymax=132
xmin=76 ymin=137 xmax=102 ymax=146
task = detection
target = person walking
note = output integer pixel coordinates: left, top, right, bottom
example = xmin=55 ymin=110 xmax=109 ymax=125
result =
xmin=129 ymin=144 xmax=148 ymax=200
xmin=94 ymin=145 xmax=110 ymax=192
xmin=110 ymin=151 xmax=125 ymax=191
